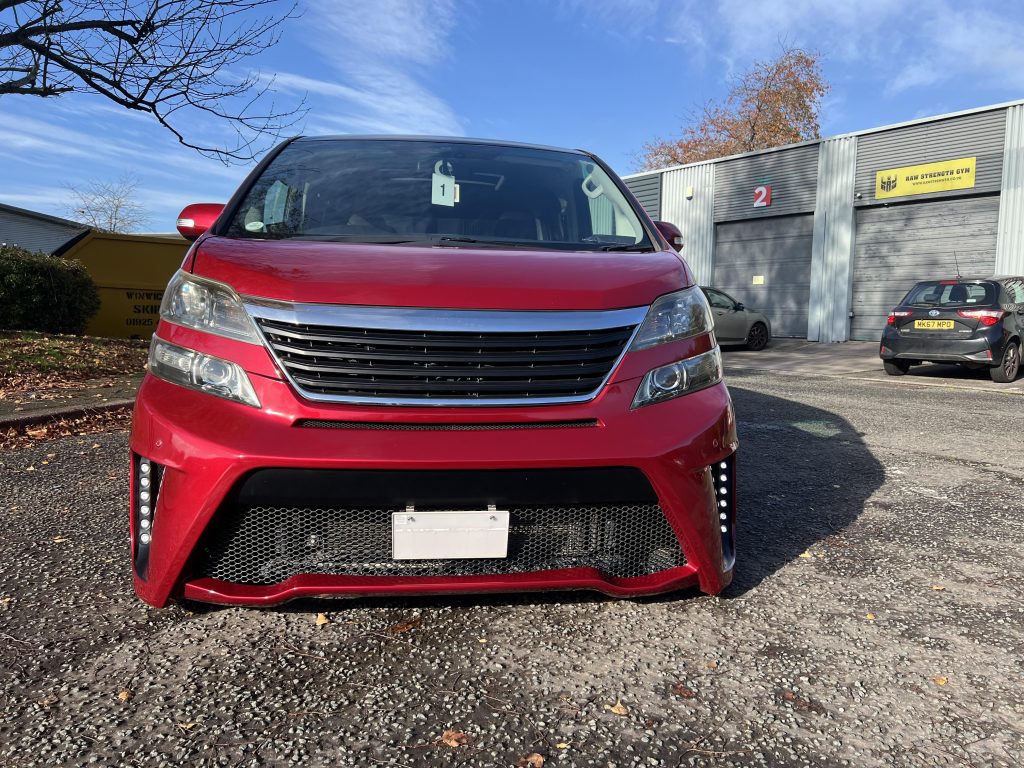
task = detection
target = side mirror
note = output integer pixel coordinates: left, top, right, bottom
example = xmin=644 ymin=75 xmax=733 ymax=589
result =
xmin=653 ymin=220 xmax=683 ymax=252
xmin=735 ymin=303 xmax=745 ymax=311
xmin=176 ymin=203 xmax=225 ymax=241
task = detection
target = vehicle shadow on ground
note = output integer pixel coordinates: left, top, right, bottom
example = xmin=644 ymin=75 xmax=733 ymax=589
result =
xmin=721 ymin=384 xmax=885 ymax=597
xmin=187 ymin=386 xmax=885 ymax=615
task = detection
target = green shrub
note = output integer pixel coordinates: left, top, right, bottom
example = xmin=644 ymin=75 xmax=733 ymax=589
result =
xmin=0 ymin=245 xmax=101 ymax=335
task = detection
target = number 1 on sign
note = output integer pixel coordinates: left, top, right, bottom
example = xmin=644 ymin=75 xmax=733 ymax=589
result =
xmin=432 ymin=172 xmax=456 ymax=207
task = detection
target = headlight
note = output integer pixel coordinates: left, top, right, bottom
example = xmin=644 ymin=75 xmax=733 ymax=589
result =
xmin=160 ymin=270 xmax=259 ymax=343
xmin=632 ymin=347 xmax=722 ymax=408
xmin=149 ymin=338 xmax=261 ymax=408
xmin=629 ymin=287 xmax=714 ymax=350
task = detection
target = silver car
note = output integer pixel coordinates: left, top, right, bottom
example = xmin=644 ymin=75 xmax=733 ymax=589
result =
xmin=701 ymin=287 xmax=772 ymax=351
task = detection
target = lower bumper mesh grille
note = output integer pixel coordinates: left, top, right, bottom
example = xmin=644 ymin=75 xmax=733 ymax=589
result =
xmin=194 ymin=503 xmax=685 ymax=584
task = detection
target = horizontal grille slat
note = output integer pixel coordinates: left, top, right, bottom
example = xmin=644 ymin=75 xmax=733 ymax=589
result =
xmin=259 ymin=320 xmax=635 ymax=349
xmin=292 ymin=375 xmax=607 ymax=394
xmin=270 ymin=340 xmax=624 ymax=365
xmin=255 ymin=314 xmax=638 ymax=402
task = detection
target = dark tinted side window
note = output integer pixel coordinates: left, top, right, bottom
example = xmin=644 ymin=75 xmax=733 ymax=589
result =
xmin=901 ymin=281 xmax=998 ymax=307
xmin=704 ymin=289 xmax=735 ymax=309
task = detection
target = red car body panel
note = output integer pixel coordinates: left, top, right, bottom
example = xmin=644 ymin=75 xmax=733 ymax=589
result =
xmin=131 ymin=369 xmax=736 ymax=607
xmin=191 ymin=236 xmax=693 ymax=310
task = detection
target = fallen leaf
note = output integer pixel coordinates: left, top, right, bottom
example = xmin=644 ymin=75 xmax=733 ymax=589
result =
xmin=39 ymin=693 xmax=58 ymax=708
xmin=671 ymin=683 xmax=697 ymax=699
xmin=26 ymin=427 xmax=47 ymax=438
xmin=91 ymin=443 xmax=101 ymax=449
xmin=441 ymin=729 xmax=471 ymax=748
xmin=932 ymin=585 xmax=945 ymax=591
xmin=782 ymin=690 xmax=796 ymax=701
xmin=117 ymin=690 xmax=131 ymax=702
xmin=555 ymin=742 xmax=570 ymax=750
xmin=388 ymin=618 xmax=421 ymax=634
xmin=25 ymin=465 xmax=35 ymax=472
xmin=518 ymin=753 xmax=545 ymax=767
xmin=315 ymin=613 xmax=330 ymax=626
xmin=52 ymin=536 xmax=67 ymax=543
xmin=865 ymin=613 xmax=876 ymax=621
xmin=606 ymin=698 xmax=628 ymax=715
xmin=932 ymin=676 xmax=948 ymax=686
xmin=477 ymin=637 xmax=487 ymax=644
xmin=705 ymin=660 xmax=719 ymax=670
xmin=798 ymin=551 xmax=812 ymax=559
xmin=177 ymin=722 xmax=196 ymax=731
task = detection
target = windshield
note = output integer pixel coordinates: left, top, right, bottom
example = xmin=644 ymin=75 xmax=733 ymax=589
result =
xmin=901 ymin=281 xmax=997 ymax=307
xmin=224 ymin=139 xmax=653 ymax=251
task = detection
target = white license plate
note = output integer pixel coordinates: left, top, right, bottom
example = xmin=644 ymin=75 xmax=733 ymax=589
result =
xmin=392 ymin=510 xmax=509 ymax=560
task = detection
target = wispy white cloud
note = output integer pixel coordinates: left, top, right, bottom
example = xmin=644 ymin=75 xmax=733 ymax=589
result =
xmin=279 ymin=0 xmax=463 ymax=136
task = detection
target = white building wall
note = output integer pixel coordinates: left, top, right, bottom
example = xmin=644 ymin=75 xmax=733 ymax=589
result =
xmin=808 ymin=136 xmax=857 ymax=343
xmin=660 ymin=163 xmax=715 ymax=283
xmin=996 ymin=104 xmax=1024 ymax=276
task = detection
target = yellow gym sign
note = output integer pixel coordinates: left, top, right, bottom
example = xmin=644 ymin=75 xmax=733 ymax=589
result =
xmin=875 ymin=156 xmax=976 ymax=199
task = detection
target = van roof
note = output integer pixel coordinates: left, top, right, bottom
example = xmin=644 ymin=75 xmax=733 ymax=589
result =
xmin=294 ymin=134 xmax=589 ymax=156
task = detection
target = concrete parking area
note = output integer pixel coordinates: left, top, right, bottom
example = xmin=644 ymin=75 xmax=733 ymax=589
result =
xmin=1 ymin=371 xmax=1022 ymax=767
xmin=724 ymin=339 xmax=1024 ymax=394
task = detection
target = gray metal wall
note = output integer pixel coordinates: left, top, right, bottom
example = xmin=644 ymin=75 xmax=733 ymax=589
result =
xmin=714 ymin=144 xmax=819 ymax=221
xmin=713 ymin=214 xmax=814 ymax=337
xmin=996 ymin=104 xmax=1024 ymax=275
xmin=0 ymin=209 xmax=85 ymax=254
xmin=622 ymin=173 xmax=661 ymax=221
xmin=850 ymin=195 xmax=999 ymax=340
xmin=660 ymin=163 xmax=715 ymax=283
xmin=854 ymin=109 xmax=1005 ymax=204
xmin=808 ymin=136 xmax=858 ymax=343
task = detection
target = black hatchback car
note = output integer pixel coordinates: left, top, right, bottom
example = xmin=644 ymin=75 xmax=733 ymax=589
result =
xmin=880 ymin=277 xmax=1024 ymax=382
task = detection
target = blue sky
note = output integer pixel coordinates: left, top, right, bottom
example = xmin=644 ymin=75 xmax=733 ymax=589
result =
xmin=3 ymin=0 xmax=1024 ymax=231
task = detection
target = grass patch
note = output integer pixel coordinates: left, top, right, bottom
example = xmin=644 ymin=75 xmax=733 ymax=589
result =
xmin=0 ymin=331 xmax=148 ymax=392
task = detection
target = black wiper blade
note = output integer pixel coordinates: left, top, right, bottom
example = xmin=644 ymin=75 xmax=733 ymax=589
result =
xmin=596 ymin=243 xmax=655 ymax=252
xmin=433 ymin=236 xmax=537 ymax=248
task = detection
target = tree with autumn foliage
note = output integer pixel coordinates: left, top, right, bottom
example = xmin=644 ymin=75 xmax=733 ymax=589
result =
xmin=641 ymin=47 xmax=830 ymax=170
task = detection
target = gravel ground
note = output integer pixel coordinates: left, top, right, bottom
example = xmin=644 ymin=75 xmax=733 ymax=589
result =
xmin=1 ymin=372 xmax=1022 ymax=767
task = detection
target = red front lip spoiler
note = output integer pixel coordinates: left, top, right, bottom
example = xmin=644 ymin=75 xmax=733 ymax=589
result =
xmin=183 ymin=566 xmax=702 ymax=607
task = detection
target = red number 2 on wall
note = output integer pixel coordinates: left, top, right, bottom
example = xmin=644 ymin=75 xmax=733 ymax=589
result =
xmin=753 ymin=185 xmax=772 ymax=208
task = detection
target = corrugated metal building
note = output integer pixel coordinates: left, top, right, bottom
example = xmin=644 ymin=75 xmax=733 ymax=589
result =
xmin=0 ymin=203 xmax=88 ymax=254
xmin=623 ymin=101 xmax=1024 ymax=342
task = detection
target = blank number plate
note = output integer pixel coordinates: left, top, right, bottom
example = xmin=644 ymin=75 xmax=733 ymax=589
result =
xmin=392 ymin=510 xmax=510 ymax=560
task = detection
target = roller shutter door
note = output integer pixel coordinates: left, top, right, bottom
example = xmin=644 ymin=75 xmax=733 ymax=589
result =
xmin=850 ymin=195 xmax=999 ymax=341
xmin=712 ymin=215 xmax=813 ymax=338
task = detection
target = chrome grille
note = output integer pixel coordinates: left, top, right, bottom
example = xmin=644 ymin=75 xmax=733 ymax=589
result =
xmin=245 ymin=302 xmax=646 ymax=405
xmin=256 ymin=319 xmax=635 ymax=401
xmin=193 ymin=503 xmax=685 ymax=583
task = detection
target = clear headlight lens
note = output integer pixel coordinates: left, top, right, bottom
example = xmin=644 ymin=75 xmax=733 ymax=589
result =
xmin=160 ymin=270 xmax=259 ymax=343
xmin=632 ymin=347 xmax=722 ymax=408
xmin=629 ymin=287 xmax=714 ymax=350
xmin=149 ymin=338 xmax=260 ymax=408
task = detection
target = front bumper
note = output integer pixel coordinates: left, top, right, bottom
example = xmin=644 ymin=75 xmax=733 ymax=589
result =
xmin=880 ymin=326 xmax=1005 ymax=364
xmin=130 ymin=336 xmax=738 ymax=607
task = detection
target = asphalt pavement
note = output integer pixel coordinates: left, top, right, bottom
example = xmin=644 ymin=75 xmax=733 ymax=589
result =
xmin=1 ymin=370 xmax=1022 ymax=767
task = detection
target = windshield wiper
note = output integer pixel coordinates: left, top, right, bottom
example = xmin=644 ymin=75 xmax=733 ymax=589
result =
xmin=596 ymin=243 xmax=655 ymax=252
xmin=433 ymin=236 xmax=539 ymax=248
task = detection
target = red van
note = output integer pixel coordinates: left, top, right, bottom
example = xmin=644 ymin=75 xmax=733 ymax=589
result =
xmin=130 ymin=136 xmax=737 ymax=607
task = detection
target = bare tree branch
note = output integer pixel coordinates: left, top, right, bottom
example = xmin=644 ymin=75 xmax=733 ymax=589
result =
xmin=65 ymin=173 xmax=149 ymax=233
xmin=0 ymin=0 xmax=306 ymax=162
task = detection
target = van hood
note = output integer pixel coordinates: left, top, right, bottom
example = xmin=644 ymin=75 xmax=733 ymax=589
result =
xmin=190 ymin=236 xmax=692 ymax=311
